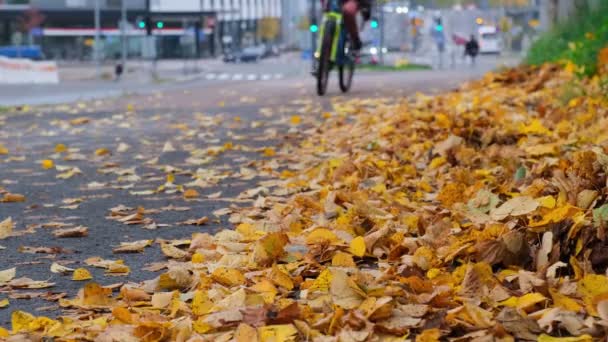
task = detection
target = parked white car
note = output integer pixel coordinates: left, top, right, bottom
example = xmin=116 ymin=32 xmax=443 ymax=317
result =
xmin=478 ymin=26 xmax=501 ymax=54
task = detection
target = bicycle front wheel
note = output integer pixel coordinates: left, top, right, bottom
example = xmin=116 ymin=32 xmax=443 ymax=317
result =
xmin=317 ymin=20 xmax=336 ymax=96
xmin=339 ymin=41 xmax=355 ymax=93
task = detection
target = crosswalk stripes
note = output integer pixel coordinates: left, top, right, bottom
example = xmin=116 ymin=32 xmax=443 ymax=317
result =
xmin=201 ymin=72 xmax=285 ymax=82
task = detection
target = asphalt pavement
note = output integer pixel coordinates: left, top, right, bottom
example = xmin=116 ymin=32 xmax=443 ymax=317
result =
xmin=0 ymin=58 xmax=510 ymax=327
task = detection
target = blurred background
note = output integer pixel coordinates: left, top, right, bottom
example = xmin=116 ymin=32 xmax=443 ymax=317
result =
xmin=0 ymin=0 xmax=597 ymax=88
xmin=0 ymin=0 xmax=580 ymax=61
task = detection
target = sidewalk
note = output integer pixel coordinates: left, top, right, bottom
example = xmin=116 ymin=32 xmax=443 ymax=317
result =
xmin=0 ymin=53 xmax=309 ymax=107
xmin=58 ymin=58 xmax=225 ymax=82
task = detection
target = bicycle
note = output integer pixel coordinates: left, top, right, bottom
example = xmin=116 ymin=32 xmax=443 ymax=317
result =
xmin=314 ymin=0 xmax=356 ymax=96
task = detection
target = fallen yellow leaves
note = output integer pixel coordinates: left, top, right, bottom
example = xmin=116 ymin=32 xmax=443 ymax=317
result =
xmin=5 ymin=65 xmax=608 ymax=341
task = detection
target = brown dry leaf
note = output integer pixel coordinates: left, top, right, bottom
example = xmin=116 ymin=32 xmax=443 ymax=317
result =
xmin=160 ymin=243 xmax=188 ymax=259
xmin=235 ymin=323 xmax=258 ymax=342
xmin=0 ymin=268 xmax=16 ymax=283
xmin=183 ymin=189 xmax=200 ymax=199
xmin=113 ymin=240 xmax=153 ymax=254
xmin=50 ymin=263 xmax=74 ymax=274
xmin=330 ymin=269 xmax=365 ymax=309
xmin=70 ymin=117 xmax=90 ymax=125
xmin=252 ymin=232 xmax=289 ymax=266
xmin=53 ymin=226 xmax=89 ymax=238
xmin=1 ymin=193 xmax=25 ymax=203
xmin=490 ymin=196 xmax=538 ymax=221
xmin=181 ymin=216 xmax=209 ymax=226
xmin=0 ymin=217 xmax=13 ymax=239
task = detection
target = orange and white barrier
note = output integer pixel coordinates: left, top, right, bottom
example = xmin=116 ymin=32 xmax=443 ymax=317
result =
xmin=0 ymin=57 xmax=59 ymax=84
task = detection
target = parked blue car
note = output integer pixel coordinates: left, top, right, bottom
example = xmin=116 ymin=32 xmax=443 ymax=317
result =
xmin=0 ymin=46 xmax=45 ymax=60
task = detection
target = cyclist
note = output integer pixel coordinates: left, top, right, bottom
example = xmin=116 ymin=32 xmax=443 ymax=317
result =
xmin=320 ymin=0 xmax=372 ymax=52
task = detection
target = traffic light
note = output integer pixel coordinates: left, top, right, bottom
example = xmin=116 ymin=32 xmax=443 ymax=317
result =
xmin=476 ymin=17 xmax=484 ymax=25
xmin=370 ymin=19 xmax=379 ymax=29
xmin=138 ymin=20 xmax=146 ymax=29
xmin=156 ymin=21 xmax=164 ymax=29
xmin=434 ymin=18 xmax=443 ymax=32
xmin=309 ymin=24 xmax=318 ymax=33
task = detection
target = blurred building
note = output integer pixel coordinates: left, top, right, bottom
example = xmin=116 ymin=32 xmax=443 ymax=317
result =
xmin=0 ymin=0 xmax=283 ymax=60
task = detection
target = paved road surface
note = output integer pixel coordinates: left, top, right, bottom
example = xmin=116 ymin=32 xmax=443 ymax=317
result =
xmin=0 ymin=64 xmax=501 ymax=327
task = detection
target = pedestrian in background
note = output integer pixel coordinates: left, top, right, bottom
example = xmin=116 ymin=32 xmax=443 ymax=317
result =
xmin=465 ymin=34 xmax=480 ymax=66
xmin=114 ymin=53 xmax=124 ymax=82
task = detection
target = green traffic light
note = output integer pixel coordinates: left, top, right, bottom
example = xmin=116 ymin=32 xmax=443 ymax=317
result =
xmin=370 ymin=21 xmax=379 ymax=29
xmin=310 ymin=24 xmax=318 ymax=33
xmin=138 ymin=21 xmax=145 ymax=29
xmin=156 ymin=22 xmax=164 ymax=29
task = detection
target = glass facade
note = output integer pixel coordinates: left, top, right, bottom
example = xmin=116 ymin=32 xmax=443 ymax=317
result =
xmin=0 ymin=0 xmax=282 ymax=60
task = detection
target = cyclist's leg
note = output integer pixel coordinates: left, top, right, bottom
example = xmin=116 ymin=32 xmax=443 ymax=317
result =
xmin=342 ymin=0 xmax=362 ymax=51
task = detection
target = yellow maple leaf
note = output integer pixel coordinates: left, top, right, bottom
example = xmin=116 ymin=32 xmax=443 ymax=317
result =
xmin=499 ymin=292 xmax=547 ymax=311
xmin=306 ymin=228 xmax=339 ymax=244
xmin=270 ymin=264 xmax=294 ymax=290
xmin=95 ymin=148 xmax=110 ymax=156
xmin=112 ymin=307 xmax=134 ymax=323
xmin=0 ymin=326 xmax=8 ymax=338
xmin=250 ymin=279 xmax=278 ymax=305
xmin=192 ymin=290 xmax=214 ymax=316
xmin=41 ymin=159 xmax=54 ymax=170
xmin=332 ymin=251 xmax=356 ymax=267
xmin=538 ymin=334 xmax=593 ymax=342
xmin=416 ymin=328 xmax=441 ymax=342
xmin=211 ymin=267 xmax=246 ymax=287
xmin=235 ymin=323 xmax=258 ymax=342
xmin=54 ymin=143 xmax=67 ymax=153
xmin=263 ymin=147 xmax=276 ymax=157
xmin=258 ymin=324 xmax=298 ymax=342
xmin=309 ymin=269 xmax=332 ymax=292
xmin=519 ymin=119 xmax=550 ymax=135
xmin=191 ymin=253 xmax=204 ymax=263
xmin=290 ymin=115 xmax=302 ymax=125
xmin=72 ymin=268 xmax=93 ymax=281
xmin=349 ymin=236 xmax=366 ymax=257
xmin=11 ymin=311 xmax=35 ymax=332
xmin=550 ymin=288 xmax=582 ymax=312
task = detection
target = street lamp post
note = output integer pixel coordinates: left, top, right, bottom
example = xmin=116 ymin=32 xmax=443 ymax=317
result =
xmin=94 ymin=0 xmax=101 ymax=79
xmin=121 ymin=0 xmax=127 ymax=70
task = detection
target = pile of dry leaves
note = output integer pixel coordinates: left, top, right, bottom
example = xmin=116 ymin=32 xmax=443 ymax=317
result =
xmin=4 ymin=64 xmax=608 ymax=341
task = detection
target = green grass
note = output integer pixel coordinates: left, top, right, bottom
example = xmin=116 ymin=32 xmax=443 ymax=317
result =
xmin=526 ymin=2 xmax=608 ymax=76
xmin=358 ymin=63 xmax=432 ymax=72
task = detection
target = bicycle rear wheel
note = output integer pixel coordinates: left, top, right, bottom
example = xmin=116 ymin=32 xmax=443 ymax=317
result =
xmin=317 ymin=20 xmax=336 ymax=96
xmin=339 ymin=40 xmax=355 ymax=93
